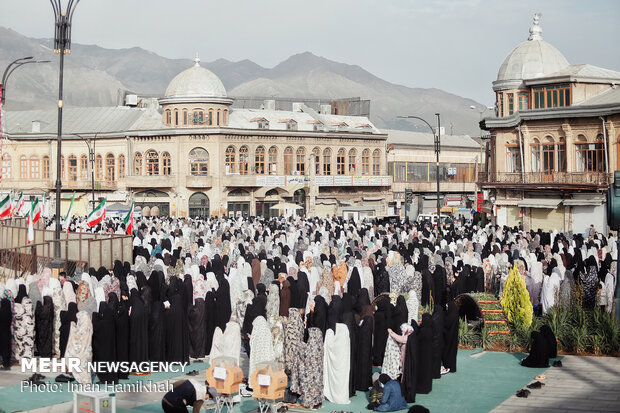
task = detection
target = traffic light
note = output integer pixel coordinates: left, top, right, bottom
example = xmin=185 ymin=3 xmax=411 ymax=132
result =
xmin=405 ymin=189 xmax=413 ymax=204
xmin=607 ymin=171 xmax=620 ymax=230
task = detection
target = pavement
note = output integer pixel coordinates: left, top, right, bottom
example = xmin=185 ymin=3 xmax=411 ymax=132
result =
xmin=491 ymin=354 xmax=620 ymax=413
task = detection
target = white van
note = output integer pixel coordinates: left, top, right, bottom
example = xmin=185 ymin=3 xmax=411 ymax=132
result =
xmin=416 ymin=214 xmax=450 ymax=226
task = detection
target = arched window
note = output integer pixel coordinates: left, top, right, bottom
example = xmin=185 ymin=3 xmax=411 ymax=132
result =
xmin=189 ymin=147 xmax=209 ymax=176
xmin=118 ymin=154 xmax=126 ymax=178
xmin=30 ymin=156 xmax=40 ymax=180
xmin=296 ymin=147 xmax=306 ymax=175
xmin=174 ymin=109 xmax=179 ymax=126
xmin=336 ymin=148 xmax=345 ymax=175
xmin=162 ymin=152 xmax=171 ymax=176
xmin=146 ymin=150 xmax=159 ymax=175
xmin=284 ymin=147 xmax=294 ymax=175
xmin=530 ymin=138 xmax=541 ymax=173
xmin=1 ymin=154 xmax=11 ymax=180
xmin=268 ymin=146 xmax=278 ymax=175
xmin=67 ymin=155 xmax=77 ymax=182
xmin=557 ymin=137 xmax=566 ymax=172
xmin=506 ymin=140 xmax=521 ymax=173
xmin=165 ymin=109 xmax=171 ymax=125
xmin=105 ymin=153 xmax=115 ymax=182
xmin=223 ymin=109 xmax=229 ymax=126
xmin=208 ymin=109 xmax=214 ymax=126
xmin=225 ymin=145 xmax=236 ymax=174
xmin=239 ymin=146 xmax=249 ymax=175
xmin=134 ymin=152 xmax=142 ymax=175
xmin=361 ymin=149 xmax=370 ymax=175
xmin=255 ymin=146 xmax=266 ymax=175
xmin=42 ymin=155 xmax=50 ymax=180
xmin=182 ymin=109 xmax=188 ymax=126
xmin=372 ymin=149 xmax=381 ymax=175
xmin=576 ymin=134 xmax=606 ymax=172
xmin=348 ymin=148 xmax=357 ymax=175
xmin=95 ymin=154 xmax=103 ymax=180
xmin=313 ymin=147 xmax=321 ymax=175
xmin=217 ymin=109 xmax=221 ymax=126
xmin=192 ymin=109 xmax=205 ymax=125
xmin=79 ymin=154 xmax=88 ymax=180
xmin=541 ymin=136 xmax=554 ymax=174
xmin=323 ymin=148 xmax=332 ymax=175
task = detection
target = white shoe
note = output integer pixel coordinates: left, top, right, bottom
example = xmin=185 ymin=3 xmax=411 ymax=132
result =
xmin=440 ymin=366 xmax=450 ymax=375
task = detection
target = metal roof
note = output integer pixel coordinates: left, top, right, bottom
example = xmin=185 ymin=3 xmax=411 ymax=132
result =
xmin=525 ymin=64 xmax=620 ymax=86
xmin=383 ymin=129 xmax=479 ymax=149
xmin=517 ymin=199 xmax=562 ymax=208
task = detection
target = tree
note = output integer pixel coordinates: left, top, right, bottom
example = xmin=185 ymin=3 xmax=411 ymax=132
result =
xmin=501 ymin=263 xmax=533 ymax=327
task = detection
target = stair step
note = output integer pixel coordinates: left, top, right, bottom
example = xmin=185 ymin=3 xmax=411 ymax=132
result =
xmin=478 ymin=300 xmax=500 ymax=304
xmin=484 ymin=320 xmax=507 ymax=324
xmin=481 ymin=309 xmax=504 ymax=314
xmin=488 ymin=330 xmax=511 ymax=335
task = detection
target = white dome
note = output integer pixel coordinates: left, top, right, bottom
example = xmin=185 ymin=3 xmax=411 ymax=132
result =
xmin=164 ymin=56 xmax=228 ymax=100
xmin=493 ymin=14 xmax=569 ymax=91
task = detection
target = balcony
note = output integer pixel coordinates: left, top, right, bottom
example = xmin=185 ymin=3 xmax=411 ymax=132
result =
xmin=478 ymin=172 xmax=612 ymax=190
xmin=44 ymin=180 xmax=118 ymax=190
xmin=185 ymin=175 xmax=213 ymax=188
xmin=126 ymin=174 xmax=176 ymax=189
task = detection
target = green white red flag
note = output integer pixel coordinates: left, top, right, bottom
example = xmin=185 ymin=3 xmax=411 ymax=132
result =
xmin=86 ymin=198 xmax=106 ymax=228
xmin=0 ymin=193 xmax=11 ymax=220
xmin=12 ymin=192 xmax=24 ymax=217
xmin=26 ymin=198 xmax=36 ymax=244
xmin=31 ymin=197 xmax=42 ymax=224
xmin=64 ymin=191 xmax=75 ymax=233
xmin=122 ymin=200 xmax=134 ymax=235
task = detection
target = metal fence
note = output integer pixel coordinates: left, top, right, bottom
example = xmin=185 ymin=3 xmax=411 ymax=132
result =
xmin=477 ymin=171 xmax=611 ymax=188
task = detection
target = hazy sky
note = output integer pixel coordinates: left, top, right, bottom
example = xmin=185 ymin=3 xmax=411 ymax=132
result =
xmin=2 ymin=0 xmax=619 ymax=105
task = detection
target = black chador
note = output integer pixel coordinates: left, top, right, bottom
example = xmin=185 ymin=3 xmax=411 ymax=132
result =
xmin=165 ymin=295 xmax=189 ymax=363
xmin=442 ymin=301 xmax=459 ymax=373
xmin=92 ymin=302 xmax=118 ymax=383
xmin=188 ymin=298 xmax=206 ymax=358
xmin=128 ymin=289 xmax=148 ymax=364
xmin=148 ymin=300 xmax=166 ymax=362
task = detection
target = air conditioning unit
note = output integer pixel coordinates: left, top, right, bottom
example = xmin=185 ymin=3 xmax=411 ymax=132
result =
xmin=125 ymin=94 xmax=138 ymax=106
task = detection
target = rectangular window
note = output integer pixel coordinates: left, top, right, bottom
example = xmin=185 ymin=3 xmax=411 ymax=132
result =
xmin=518 ymin=93 xmax=529 ymax=110
xmin=498 ymin=92 xmax=504 ymax=116
xmin=508 ymin=93 xmax=514 ymax=115
xmin=557 ymin=141 xmax=566 ymax=172
xmin=43 ymin=157 xmax=50 ymax=179
xmin=506 ymin=146 xmax=522 ymax=173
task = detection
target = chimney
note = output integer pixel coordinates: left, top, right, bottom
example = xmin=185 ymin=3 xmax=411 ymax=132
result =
xmin=264 ymin=99 xmax=276 ymax=111
xmin=31 ymin=120 xmax=41 ymax=133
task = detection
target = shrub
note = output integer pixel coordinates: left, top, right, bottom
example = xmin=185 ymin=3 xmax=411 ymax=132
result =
xmin=458 ymin=318 xmax=481 ymax=348
xmin=501 ymin=264 xmax=533 ymax=328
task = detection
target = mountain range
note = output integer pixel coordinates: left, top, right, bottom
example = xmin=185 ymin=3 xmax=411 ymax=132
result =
xmin=0 ymin=27 xmax=484 ymax=136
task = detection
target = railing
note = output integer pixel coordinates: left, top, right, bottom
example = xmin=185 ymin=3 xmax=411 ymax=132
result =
xmin=477 ymin=172 xmax=612 ymax=187
xmin=0 ymin=241 xmax=88 ymax=280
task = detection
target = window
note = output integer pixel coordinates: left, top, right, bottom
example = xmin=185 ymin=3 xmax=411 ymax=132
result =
xmin=530 ymin=139 xmax=541 ymax=172
xmin=336 ymin=148 xmax=345 ymax=175
xmin=348 ymin=148 xmax=357 ymax=174
xmin=174 ymin=109 xmax=179 ymax=126
xmin=42 ymin=156 xmax=50 ymax=180
xmin=286 ymin=120 xmax=298 ymax=131
xmin=95 ymin=154 xmax=103 ymax=180
xmin=323 ymin=148 xmax=332 ymax=175
xmin=80 ymin=155 xmax=88 ymax=180
xmin=284 ymin=147 xmax=293 ymax=175
xmin=506 ymin=145 xmax=522 ymax=173
xmin=1 ymin=154 xmax=11 ymax=180
xmin=192 ymin=109 xmax=205 ymax=125
xmin=223 ymin=109 xmax=229 ymax=126
xmin=258 ymin=119 xmax=269 ymax=129
xmin=268 ymin=146 xmax=277 ymax=174
xmin=557 ymin=138 xmax=566 ymax=172
xmin=118 ymin=154 xmax=126 ymax=178
xmin=296 ymin=147 xmax=306 ymax=175
xmin=361 ymin=149 xmax=370 ymax=175
xmin=498 ymin=92 xmax=504 ymax=117
xmin=372 ymin=149 xmax=381 ymax=175
xmin=313 ymin=147 xmax=321 ymax=175
xmin=518 ymin=93 xmax=529 ymax=111
xmin=183 ymin=109 xmax=188 ymax=126
xmin=146 ymin=150 xmax=159 ymax=175
xmin=239 ymin=146 xmax=249 ymax=175
xmin=508 ymin=93 xmax=514 ymax=115
xmin=60 ymin=155 xmax=65 ymax=179
xmin=217 ymin=109 xmax=221 ymax=126
xmin=255 ymin=146 xmax=265 ymax=175
xmin=225 ymin=146 xmax=236 ymax=174
xmin=134 ymin=152 xmax=143 ymax=175
xmin=67 ymin=155 xmax=76 ymax=182
xmin=162 ymin=152 xmax=171 ymax=176
xmin=541 ymin=139 xmax=554 ymax=174
xmin=208 ymin=109 xmax=214 ymax=126
xmin=30 ymin=156 xmax=40 ymax=180
xmin=165 ymin=109 xmax=171 ymax=125
xmin=189 ymin=148 xmax=209 ymax=176
xmin=575 ymin=135 xmax=606 ymax=173
xmin=533 ymin=84 xmax=570 ymax=109
xmin=105 ymin=153 xmax=115 ymax=182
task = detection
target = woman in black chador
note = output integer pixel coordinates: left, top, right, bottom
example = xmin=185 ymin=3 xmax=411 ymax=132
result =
xmin=92 ymin=301 xmax=118 ymax=383
xmin=165 ymin=294 xmax=189 ymax=363
xmin=442 ymin=301 xmax=459 ymax=373
xmin=128 ymin=288 xmax=148 ymax=364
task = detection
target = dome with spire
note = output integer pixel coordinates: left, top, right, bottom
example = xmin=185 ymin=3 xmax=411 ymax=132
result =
xmin=161 ymin=54 xmax=231 ymax=104
xmin=493 ymin=14 xmax=569 ymax=91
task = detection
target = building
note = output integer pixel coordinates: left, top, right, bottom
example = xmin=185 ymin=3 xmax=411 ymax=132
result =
xmin=479 ymin=14 xmax=620 ymax=234
xmin=0 ymin=56 xmax=391 ymax=219
xmin=385 ymin=129 xmax=480 ymax=217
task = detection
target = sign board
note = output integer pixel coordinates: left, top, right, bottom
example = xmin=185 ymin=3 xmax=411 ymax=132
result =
xmin=447 ymin=167 xmax=457 ymax=176
xmin=476 ymin=193 xmax=483 ymax=212
xmin=258 ymin=374 xmax=271 ymax=386
xmin=213 ymin=366 xmax=227 ymax=380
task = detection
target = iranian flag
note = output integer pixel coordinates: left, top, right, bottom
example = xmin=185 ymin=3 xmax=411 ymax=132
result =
xmin=87 ymin=198 xmax=106 ymax=228
xmin=26 ymin=199 xmax=35 ymax=244
xmin=0 ymin=193 xmax=11 ymax=220
xmin=122 ymin=201 xmax=134 ymax=235
xmin=31 ymin=197 xmax=42 ymax=224
xmin=64 ymin=191 xmax=75 ymax=233
xmin=12 ymin=192 xmax=24 ymax=217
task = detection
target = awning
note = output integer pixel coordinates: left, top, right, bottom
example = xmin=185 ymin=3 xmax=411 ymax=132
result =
xmin=363 ymin=196 xmax=384 ymax=201
xmin=517 ymin=199 xmax=562 ymax=209
xmin=562 ymin=199 xmax=605 ymax=206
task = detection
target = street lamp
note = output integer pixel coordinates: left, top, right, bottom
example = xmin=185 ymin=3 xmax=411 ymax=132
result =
xmin=397 ymin=114 xmax=442 ymax=228
xmin=72 ymin=133 xmax=97 ymax=211
xmin=0 ymin=57 xmax=50 ymax=139
xmin=50 ymin=0 xmax=81 ymax=266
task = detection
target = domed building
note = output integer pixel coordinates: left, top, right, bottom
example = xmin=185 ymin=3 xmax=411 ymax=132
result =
xmin=480 ymin=14 xmax=620 ymax=233
xmin=1 ymin=55 xmax=391 ymax=219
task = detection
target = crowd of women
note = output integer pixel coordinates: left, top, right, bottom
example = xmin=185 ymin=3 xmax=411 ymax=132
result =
xmin=0 ymin=214 xmax=616 ymax=410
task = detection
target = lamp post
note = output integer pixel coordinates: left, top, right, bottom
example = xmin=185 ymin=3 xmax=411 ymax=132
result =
xmin=1 ymin=57 xmax=50 ymax=141
xmin=72 ymin=133 xmax=97 ymax=211
xmin=50 ymin=0 xmax=80 ymax=266
xmin=470 ymin=105 xmax=493 ymax=218
xmin=397 ymin=114 xmax=442 ymax=229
